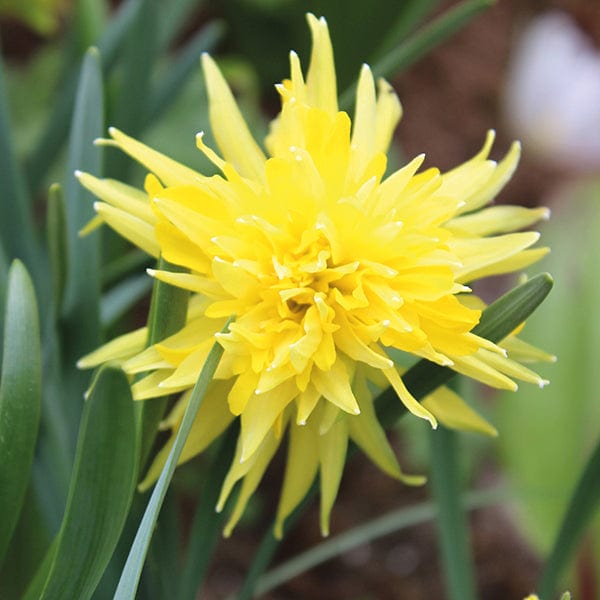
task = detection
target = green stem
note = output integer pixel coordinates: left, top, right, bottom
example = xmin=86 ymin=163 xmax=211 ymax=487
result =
xmin=538 ymin=435 xmax=600 ymax=597
xmin=429 ymin=425 xmax=476 ymax=600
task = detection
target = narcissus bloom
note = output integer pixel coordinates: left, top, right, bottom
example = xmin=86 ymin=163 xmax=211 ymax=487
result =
xmin=79 ymin=15 xmax=552 ymax=536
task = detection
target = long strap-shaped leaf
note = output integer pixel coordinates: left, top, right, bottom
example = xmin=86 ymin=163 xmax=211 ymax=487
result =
xmin=0 ymin=261 xmax=42 ymax=566
xmin=114 ymin=317 xmax=234 ymax=600
xmin=339 ymin=0 xmax=493 ymax=109
xmin=538 ymin=434 xmax=600 ymax=597
xmin=22 ymin=366 xmax=138 ymax=600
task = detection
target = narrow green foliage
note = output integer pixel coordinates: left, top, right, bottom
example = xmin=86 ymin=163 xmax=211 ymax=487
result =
xmin=138 ymin=257 xmax=190 ymax=466
xmin=46 ymin=183 xmax=68 ymax=317
xmin=26 ymin=0 xmax=143 ymax=190
xmin=254 ymin=488 xmax=501 ymax=597
xmin=429 ymin=426 xmax=476 ymax=600
xmin=114 ymin=318 xmax=233 ymax=600
xmin=339 ymin=0 xmax=493 ymax=109
xmin=0 ymin=261 xmax=42 ymax=566
xmin=538 ymin=435 xmax=600 ymax=597
xmin=100 ymin=273 xmax=153 ymax=328
xmin=109 ymin=0 xmax=159 ymax=166
xmin=30 ymin=367 xmax=138 ymax=600
xmin=62 ymin=47 xmax=103 ymax=360
xmin=177 ymin=425 xmax=238 ymax=600
xmin=146 ymin=21 xmax=224 ymax=126
xmin=0 ymin=55 xmax=39 ymax=275
xmin=372 ymin=0 xmax=441 ymax=59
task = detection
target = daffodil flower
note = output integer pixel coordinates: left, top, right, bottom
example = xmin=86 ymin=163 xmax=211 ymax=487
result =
xmin=79 ymin=14 xmax=551 ymax=537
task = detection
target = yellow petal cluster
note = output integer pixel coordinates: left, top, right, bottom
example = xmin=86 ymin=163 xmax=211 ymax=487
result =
xmin=79 ymin=14 xmax=551 ymax=536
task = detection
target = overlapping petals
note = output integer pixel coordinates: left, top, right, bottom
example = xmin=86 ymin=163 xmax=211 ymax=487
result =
xmin=79 ymin=14 xmax=551 ymax=536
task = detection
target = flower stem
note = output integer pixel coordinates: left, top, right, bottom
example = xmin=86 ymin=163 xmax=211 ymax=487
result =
xmin=429 ymin=424 xmax=477 ymax=600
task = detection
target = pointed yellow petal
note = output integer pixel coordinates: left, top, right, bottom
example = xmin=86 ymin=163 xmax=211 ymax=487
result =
xmin=77 ymin=327 xmax=147 ymax=368
xmin=348 ymin=383 xmax=425 ymax=484
xmin=201 ymin=53 xmax=267 ymax=181
xmin=447 ymin=205 xmax=550 ymax=236
xmin=275 ymin=417 xmax=320 ymax=538
xmin=422 ymin=386 xmax=498 ymax=436
xmin=311 ymin=357 xmax=360 ymax=415
xmin=223 ymin=430 xmax=282 ymax=537
xmin=374 ymin=77 xmax=402 ymax=155
xmin=350 ymin=64 xmax=377 ymax=173
xmin=94 ymin=202 xmax=160 ymax=257
xmin=77 ymin=172 xmax=155 ymax=223
xmin=318 ymin=418 xmax=348 ymax=536
xmin=102 ymin=127 xmax=203 ymax=186
xmin=240 ymin=382 xmax=297 ymax=462
xmin=306 ymin=14 xmax=337 ymax=114
xmin=383 ymin=366 xmax=437 ymax=428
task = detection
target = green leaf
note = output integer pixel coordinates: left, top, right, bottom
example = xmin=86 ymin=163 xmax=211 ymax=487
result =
xmin=138 ymin=257 xmax=189 ymax=466
xmin=376 ymin=273 xmax=554 ymax=427
xmin=429 ymin=425 xmax=476 ymax=600
xmin=371 ymin=0 xmax=441 ymax=59
xmin=100 ymin=273 xmax=153 ymax=328
xmin=253 ymin=487 xmax=501 ymax=597
xmin=145 ymin=21 xmax=224 ymax=126
xmin=46 ymin=183 xmax=68 ymax=317
xmin=114 ymin=318 xmax=233 ymax=600
xmin=29 ymin=366 xmax=138 ymax=600
xmin=339 ymin=0 xmax=493 ymax=110
xmin=538 ymin=434 xmax=600 ymax=597
xmin=62 ymin=47 xmax=103 ymax=361
xmin=108 ymin=0 xmax=159 ymax=161
xmin=0 ymin=54 xmax=40 ymax=276
xmin=177 ymin=425 xmax=238 ymax=600
xmin=26 ymin=0 xmax=142 ymax=191
xmin=0 ymin=261 xmax=42 ymax=567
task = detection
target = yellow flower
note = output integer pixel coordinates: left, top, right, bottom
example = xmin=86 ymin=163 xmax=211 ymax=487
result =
xmin=79 ymin=14 xmax=551 ymax=536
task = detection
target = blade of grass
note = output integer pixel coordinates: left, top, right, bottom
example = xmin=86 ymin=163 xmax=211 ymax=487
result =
xmin=177 ymin=424 xmax=238 ymax=600
xmin=114 ymin=317 xmax=234 ymax=600
xmin=107 ymin=0 xmax=159 ymax=179
xmin=235 ymin=483 xmax=317 ymax=600
xmin=253 ymin=487 xmax=502 ymax=597
xmin=0 ymin=54 xmax=40 ymax=277
xmin=0 ymin=261 xmax=42 ymax=566
xmin=339 ymin=0 xmax=493 ymax=110
xmin=538 ymin=435 xmax=600 ymax=597
xmin=26 ymin=0 xmax=142 ymax=191
xmin=102 ymin=249 xmax=152 ymax=287
xmin=62 ymin=47 xmax=103 ymax=357
xmin=100 ymin=273 xmax=153 ymax=328
xmin=26 ymin=366 xmax=138 ymax=600
xmin=61 ymin=47 xmax=104 ymax=451
xmin=429 ymin=425 xmax=476 ymax=600
xmin=46 ymin=183 xmax=68 ymax=318
xmin=156 ymin=0 xmax=206 ymax=52
xmin=371 ymin=0 xmax=441 ymax=60
xmin=145 ymin=21 xmax=224 ymax=126
xmin=138 ymin=258 xmax=190 ymax=467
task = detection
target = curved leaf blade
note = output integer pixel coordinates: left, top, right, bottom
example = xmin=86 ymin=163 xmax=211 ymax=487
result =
xmin=114 ymin=318 xmax=233 ymax=600
xmin=34 ymin=366 xmax=138 ymax=600
xmin=0 ymin=260 xmax=42 ymax=566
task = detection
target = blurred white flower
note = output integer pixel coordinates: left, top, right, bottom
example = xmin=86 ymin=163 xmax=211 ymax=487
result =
xmin=504 ymin=11 xmax=600 ymax=172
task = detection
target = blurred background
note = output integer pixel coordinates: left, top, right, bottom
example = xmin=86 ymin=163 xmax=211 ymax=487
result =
xmin=1 ymin=0 xmax=599 ymax=598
